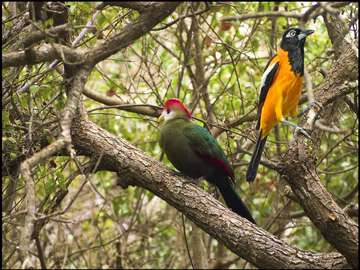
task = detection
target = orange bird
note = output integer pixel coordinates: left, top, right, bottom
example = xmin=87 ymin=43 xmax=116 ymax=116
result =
xmin=246 ymin=28 xmax=314 ymax=182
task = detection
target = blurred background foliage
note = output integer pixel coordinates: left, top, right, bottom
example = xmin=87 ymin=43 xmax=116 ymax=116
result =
xmin=2 ymin=2 xmax=358 ymax=268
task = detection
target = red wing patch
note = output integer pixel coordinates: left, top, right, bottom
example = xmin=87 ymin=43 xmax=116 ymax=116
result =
xmin=196 ymin=152 xmax=235 ymax=184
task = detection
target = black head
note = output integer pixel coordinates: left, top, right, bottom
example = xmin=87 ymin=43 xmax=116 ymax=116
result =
xmin=280 ymin=28 xmax=314 ymax=51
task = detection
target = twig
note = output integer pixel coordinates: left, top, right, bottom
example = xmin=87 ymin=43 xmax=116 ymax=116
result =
xmin=152 ymin=3 xmax=211 ymax=31
xmin=221 ymin=11 xmax=303 ymax=22
xmin=314 ymin=121 xmax=349 ymax=134
xmin=181 ymin=214 xmax=194 ymax=269
xmin=87 ymin=103 xmax=162 ymax=115
xmin=15 ymin=5 xmax=101 ymax=94
xmin=20 ymin=138 xmax=65 ymax=265
xmin=35 ymin=236 xmax=47 ymax=269
xmin=72 ymin=9 xmax=101 ymax=46
xmin=192 ymin=6 xmax=215 ymax=123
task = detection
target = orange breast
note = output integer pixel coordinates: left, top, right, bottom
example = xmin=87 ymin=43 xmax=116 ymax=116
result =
xmin=260 ymin=49 xmax=303 ymax=137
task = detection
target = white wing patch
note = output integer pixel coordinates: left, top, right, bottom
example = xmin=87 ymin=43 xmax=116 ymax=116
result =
xmin=259 ymin=62 xmax=277 ymax=93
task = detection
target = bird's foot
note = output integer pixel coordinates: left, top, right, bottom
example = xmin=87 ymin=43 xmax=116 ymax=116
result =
xmin=184 ymin=177 xmax=201 ymax=185
xmin=171 ymin=170 xmax=185 ymax=177
xmin=282 ymin=119 xmax=311 ymax=139
xmin=299 ymin=101 xmax=323 ymax=117
xmin=294 ymin=125 xmax=311 ymax=139
xmin=171 ymin=170 xmax=199 ymax=184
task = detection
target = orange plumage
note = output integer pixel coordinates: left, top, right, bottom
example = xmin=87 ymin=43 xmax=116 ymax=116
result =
xmin=246 ymin=28 xmax=314 ymax=183
xmin=259 ymin=48 xmax=303 ymax=138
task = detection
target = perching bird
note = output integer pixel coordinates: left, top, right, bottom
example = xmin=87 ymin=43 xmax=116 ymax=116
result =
xmin=159 ymin=98 xmax=256 ymax=224
xmin=246 ymin=28 xmax=314 ymax=183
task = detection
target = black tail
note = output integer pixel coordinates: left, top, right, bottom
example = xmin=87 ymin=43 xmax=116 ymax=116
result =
xmin=216 ymin=178 xmax=256 ymax=224
xmin=246 ymin=132 xmax=267 ymax=182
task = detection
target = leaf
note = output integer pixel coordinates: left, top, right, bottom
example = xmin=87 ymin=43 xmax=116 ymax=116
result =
xmin=204 ymin=35 xmax=213 ymax=48
xmin=106 ymin=89 xmax=116 ymax=97
xmin=220 ymin=21 xmax=232 ymax=32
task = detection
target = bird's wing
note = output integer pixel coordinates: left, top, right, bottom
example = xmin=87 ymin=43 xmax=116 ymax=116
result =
xmin=183 ymin=124 xmax=234 ymax=180
xmin=256 ymin=56 xmax=280 ymax=129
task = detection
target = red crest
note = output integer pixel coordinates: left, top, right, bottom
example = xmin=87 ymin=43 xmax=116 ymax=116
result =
xmin=163 ymin=98 xmax=192 ymax=119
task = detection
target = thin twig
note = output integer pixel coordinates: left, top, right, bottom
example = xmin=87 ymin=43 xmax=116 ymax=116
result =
xmin=35 ymin=236 xmax=47 ymax=269
xmin=181 ymin=214 xmax=194 ymax=269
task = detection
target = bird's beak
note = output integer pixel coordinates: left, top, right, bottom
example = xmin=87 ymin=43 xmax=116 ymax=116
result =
xmin=158 ymin=110 xmax=165 ymax=125
xmin=298 ymin=29 xmax=314 ymax=40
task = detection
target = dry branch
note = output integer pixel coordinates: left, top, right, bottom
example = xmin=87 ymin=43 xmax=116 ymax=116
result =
xmin=2 ymin=43 xmax=83 ymax=68
xmin=3 ymin=2 xmax=357 ymax=268
xmin=83 ymin=87 xmax=161 ymax=117
xmin=86 ymin=2 xmax=180 ymax=65
xmin=71 ymin=117 xmax=349 ymax=269
xmin=280 ymin=21 xmax=358 ymax=267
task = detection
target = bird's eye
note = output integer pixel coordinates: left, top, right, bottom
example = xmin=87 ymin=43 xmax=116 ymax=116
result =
xmin=286 ymin=30 xmax=296 ymax=38
xmin=166 ymin=108 xmax=170 ymax=114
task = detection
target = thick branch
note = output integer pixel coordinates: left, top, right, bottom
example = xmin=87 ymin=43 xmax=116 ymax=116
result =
xmin=2 ymin=43 xmax=83 ymax=68
xmin=19 ymin=66 xmax=90 ymax=265
xmin=71 ymin=118 xmax=349 ymax=269
xmin=86 ymin=2 xmax=180 ymax=64
xmin=280 ymin=39 xmax=358 ymax=267
xmin=60 ymin=67 xmax=91 ymax=153
xmin=3 ymin=3 xmax=179 ymax=68
xmin=22 ymin=23 xmax=70 ymax=48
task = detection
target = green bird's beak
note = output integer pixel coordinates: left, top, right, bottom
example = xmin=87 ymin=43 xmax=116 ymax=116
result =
xmin=158 ymin=111 xmax=165 ymax=125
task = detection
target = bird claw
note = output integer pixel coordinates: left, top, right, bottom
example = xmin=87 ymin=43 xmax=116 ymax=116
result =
xmin=171 ymin=170 xmax=199 ymax=184
xmin=299 ymin=101 xmax=323 ymax=117
xmin=282 ymin=119 xmax=311 ymax=139
xmin=294 ymin=126 xmax=311 ymax=139
xmin=171 ymin=170 xmax=184 ymax=177
xmin=185 ymin=179 xmax=199 ymax=185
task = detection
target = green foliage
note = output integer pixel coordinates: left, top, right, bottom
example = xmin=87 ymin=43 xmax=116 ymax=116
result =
xmin=2 ymin=2 xmax=357 ymax=269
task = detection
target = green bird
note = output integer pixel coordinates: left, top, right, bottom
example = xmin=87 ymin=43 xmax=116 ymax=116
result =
xmin=159 ymin=98 xmax=256 ymax=224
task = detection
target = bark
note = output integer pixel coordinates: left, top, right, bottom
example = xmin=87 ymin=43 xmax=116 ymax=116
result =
xmin=280 ymin=32 xmax=358 ymax=268
xmin=86 ymin=2 xmax=180 ymax=65
xmin=71 ymin=118 xmax=349 ymax=269
xmin=2 ymin=3 xmax=180 ymax=68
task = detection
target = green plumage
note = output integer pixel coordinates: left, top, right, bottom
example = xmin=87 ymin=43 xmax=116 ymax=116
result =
xmin=159 ymin=113 xmax=256 ymax=224
xmin=160 ymin=117 xmax=232 ymax=179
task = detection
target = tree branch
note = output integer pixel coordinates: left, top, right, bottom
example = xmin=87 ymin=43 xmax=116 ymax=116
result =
xmin=70 ymin=118 xmax=349 ymax=269
xmin=19 ymin=66 xmax=90 ymax=265
xmin=280 ymin=33 xmax=358 ymax=268
xmin=86 ymin=2 xmax=180 ymax=65
xmin=221 ymin=11 xmax=303 ymax=22
xmin=21 ymin=23 xmax=70 ymax=48
xmin=83 ymin=87 xmax=161 ymax=117
xmin=221 ymin=2 xmax=350 ymax=23
xmin=2 ymin=43 xmax=84 ymax=68
xmin=99 ymin=2 xmax=158 ymax=13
